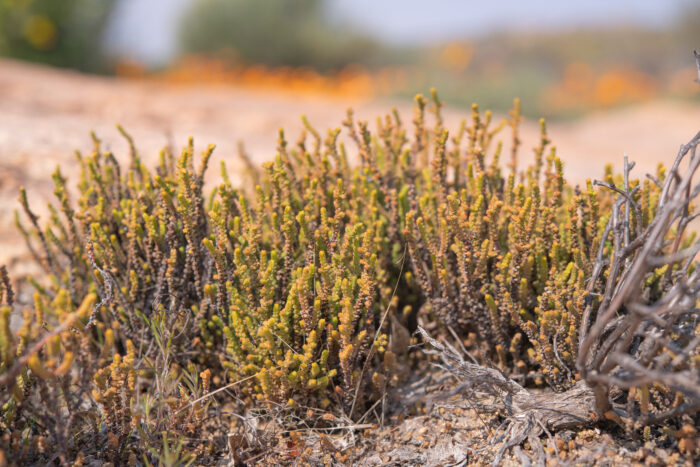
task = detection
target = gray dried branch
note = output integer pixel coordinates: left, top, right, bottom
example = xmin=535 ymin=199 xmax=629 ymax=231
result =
xmin=418 ymin=326 xmax=597 ymax=466
xmin=578 ymin=129 xmax=700 ymax=419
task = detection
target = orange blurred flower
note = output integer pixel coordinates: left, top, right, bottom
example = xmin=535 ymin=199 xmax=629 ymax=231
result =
xmin=439 ymin=42 xmax=473 ymax=72
xmin=593 ymin=69 xmax=656 ymax=107
xmin=543 ymin=62 xmax=658 ymax=113
xmin=145 ymin=55 xmax=405 ymax=100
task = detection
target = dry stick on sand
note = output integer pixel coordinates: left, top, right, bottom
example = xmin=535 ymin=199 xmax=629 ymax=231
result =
xmin=419 ymin=327 xmax=596 ymax=466
xmin=421 ymin=129 xmax=700 ymax=465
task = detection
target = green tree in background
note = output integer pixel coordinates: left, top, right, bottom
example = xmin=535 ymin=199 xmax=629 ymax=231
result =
xmin=179 ymin=0 xmax=380 ymax=71
xmin=0 ymin=0 xmax=115 ymax=72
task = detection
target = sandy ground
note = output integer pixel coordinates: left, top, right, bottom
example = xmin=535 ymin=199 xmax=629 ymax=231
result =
xmin=1 ymin=58 xmax=700 ymax=271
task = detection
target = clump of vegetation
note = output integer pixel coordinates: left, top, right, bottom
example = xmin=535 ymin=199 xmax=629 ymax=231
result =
xmin=402 ymin=95 xmax=684 ymax=395
xmin=0 ymin=93 xmax=698 ymax=463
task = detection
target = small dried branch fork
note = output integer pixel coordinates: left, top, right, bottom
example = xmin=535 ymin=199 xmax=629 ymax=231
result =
xmin=418 ymin=327 xmax=596 ymax=466
xmin=422 ymin=130 xmax=700 ymax=463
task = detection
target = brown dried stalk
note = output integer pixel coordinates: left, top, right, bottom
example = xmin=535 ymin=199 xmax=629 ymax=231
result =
xmin=418 ymin=327 xmax=596 ymax=466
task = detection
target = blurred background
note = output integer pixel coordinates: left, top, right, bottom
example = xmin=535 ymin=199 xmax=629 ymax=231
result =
xmin=1 ymin=0 xmax=699 ymax=117
xmin=2 ymin=0 xmax=700 ymax=270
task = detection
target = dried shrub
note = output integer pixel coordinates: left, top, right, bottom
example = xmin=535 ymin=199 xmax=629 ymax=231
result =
xmin=577 ymin=131 xmax=700 ymax=427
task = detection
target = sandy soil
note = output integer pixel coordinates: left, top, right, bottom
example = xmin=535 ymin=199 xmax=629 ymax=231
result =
xmin=2 ymin=58 xmax=700 ymax=271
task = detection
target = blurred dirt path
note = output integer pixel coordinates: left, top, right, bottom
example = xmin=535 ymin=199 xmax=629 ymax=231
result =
xmin=2 ymin=58 xmax=700 ymax=272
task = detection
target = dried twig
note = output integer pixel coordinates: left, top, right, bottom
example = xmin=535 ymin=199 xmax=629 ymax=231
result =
xmin=418 ymin=326 xmax=597 ymax=465
xmin=578 ymin=130 xmax=700 ymax=417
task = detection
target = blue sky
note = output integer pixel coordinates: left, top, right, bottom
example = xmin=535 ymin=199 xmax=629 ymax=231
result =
xmin=329 ymin=0 xmax=693 ymax=43
xmin=104 ymin=0 xmax=694 ymax=65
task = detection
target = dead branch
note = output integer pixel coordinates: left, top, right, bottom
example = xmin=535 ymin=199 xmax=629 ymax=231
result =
xmin=577 ymin=130 xmax=700 ymax=418
xmin=418 ymin=327 xmax=597 ymax=466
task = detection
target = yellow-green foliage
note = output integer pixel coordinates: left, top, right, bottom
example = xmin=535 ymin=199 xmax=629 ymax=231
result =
xmin=401 ymin=93 xmax=670 ymax=390
xmin=207 ymin=118 xmax=406 ymax=411
xmin=0 ymin=272 xmax=212 ymax=463
xmin=10 ymin=121 xmax=404 ymax=425
xmin=0 ymin=93 xmax=684 ymax=463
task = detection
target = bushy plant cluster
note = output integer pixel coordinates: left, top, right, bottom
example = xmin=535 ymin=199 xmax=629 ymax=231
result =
xmin=0 ymin=93 xmax=694 ymax=463
xmin=401 ymin=99 xmax=673 ymax=391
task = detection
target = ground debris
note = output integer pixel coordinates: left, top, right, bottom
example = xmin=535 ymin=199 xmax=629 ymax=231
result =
xmin=247 ymin=369 xmax=698 ymax=466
